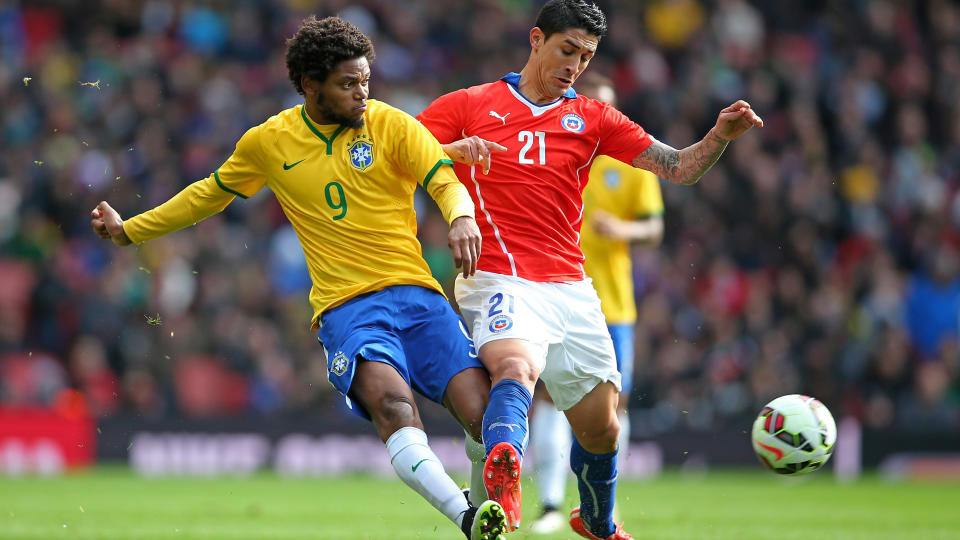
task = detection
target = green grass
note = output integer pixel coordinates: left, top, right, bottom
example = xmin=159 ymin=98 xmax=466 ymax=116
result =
xmin=0 ymin=467 xmax=958 ymax=539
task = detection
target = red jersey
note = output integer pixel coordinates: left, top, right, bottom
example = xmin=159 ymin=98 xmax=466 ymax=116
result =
xmin=418 ymin=73 xmax=653 ymax=282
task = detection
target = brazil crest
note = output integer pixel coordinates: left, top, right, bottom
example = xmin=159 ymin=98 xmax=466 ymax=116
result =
xmin=348 ymin=134 xmax=375 ymax=171
xmin=330 ymin=350 xmax=349 ymax=376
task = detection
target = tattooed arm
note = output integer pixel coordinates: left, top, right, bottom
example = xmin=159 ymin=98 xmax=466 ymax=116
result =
xmin=633 ymin=100 xmax=763 ymax=185
xmin=633 ymin=133 xmax=728 ymax=186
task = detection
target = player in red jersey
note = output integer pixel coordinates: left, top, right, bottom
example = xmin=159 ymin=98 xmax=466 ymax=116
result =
xmin=418 ymin=1 xmax=762 ymax=538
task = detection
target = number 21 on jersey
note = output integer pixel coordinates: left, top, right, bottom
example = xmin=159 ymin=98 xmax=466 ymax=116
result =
xmin=518 ymin=131 xmax=545 ymax=165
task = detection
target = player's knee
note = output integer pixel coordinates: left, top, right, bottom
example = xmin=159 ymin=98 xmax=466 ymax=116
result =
xmin=493 ymin=356 xmax=539 ymax=388
xmin=372 ymin=393 xmax=419 ymax=430
xmin=575 ymin=416 xmax=620 ymax=454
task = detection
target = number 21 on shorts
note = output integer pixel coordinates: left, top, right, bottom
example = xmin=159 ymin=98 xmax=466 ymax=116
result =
xmin=488 ymin=292 xmax=515 ymax=333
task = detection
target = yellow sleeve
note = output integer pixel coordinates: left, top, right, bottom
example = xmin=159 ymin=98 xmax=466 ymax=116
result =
xmin=633 ymin=169 xmax=664 ymax=218
xmin=427 ymin=165 xmax=475 ymax=224
xmin=212 ymin=125 xmax=269 ymax=198
xmin=123 ymin=176 xmax=234 ymax=244
xmin=391 ymin=108 xmax=474 ymax=224
xmin=123 ymin=124 xmax=269 ymax=244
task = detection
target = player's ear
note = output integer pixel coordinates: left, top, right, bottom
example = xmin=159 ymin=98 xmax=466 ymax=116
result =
xmin=301 ymin=75 xmax=318 ymax=97
xmin=530 ymin=27 xmax=544 ymax=50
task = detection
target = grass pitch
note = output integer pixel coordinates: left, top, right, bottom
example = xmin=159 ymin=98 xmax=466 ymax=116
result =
xmin=1 ymin=467 xmax=957 ymax=540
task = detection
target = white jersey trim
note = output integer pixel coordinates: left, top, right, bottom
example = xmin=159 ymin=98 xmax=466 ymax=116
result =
xmin=572 ymin=138 xmax=602 ymax=279
xmin=470 ymin=165 xmax=517 ymax=276
xmin=505 ymin=84 xmax=567 ymax=117
xmin=576 ymin=136 xmax=602 ymax=174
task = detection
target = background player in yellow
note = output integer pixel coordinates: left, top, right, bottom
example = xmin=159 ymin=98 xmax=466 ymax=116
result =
xmin=529 ymin=73 xmax=665 ymax=534
xmin=90 ymin=16 xmax=506 ymax=540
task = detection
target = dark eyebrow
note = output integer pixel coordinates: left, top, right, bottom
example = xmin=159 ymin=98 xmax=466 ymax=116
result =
xmin=564 ymin=39 xmax=595 ymax=54
xmin=339 ymin=72 xmax=369 ymax=82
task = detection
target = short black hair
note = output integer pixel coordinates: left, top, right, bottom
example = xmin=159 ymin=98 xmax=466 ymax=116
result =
xmin=535 ymin=0 xmax=608 ymax=41
xmin=285 ymin=16 xmax=375 ymax=95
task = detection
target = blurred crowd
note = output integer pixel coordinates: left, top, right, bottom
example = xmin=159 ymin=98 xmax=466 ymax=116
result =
xmin=1 ymin=0 xmax=958 ymax=434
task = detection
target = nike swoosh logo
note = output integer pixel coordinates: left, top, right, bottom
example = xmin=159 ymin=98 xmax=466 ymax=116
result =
xmin=411 ymin=458 xmax=430 ymax=472
xmin=757 ymin=442 xmax=784 ymax=461
xmin=282 ymin=158 xmax=306 ymax=170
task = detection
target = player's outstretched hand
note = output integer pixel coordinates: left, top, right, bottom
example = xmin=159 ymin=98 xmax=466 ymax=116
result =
xmin=591 ymin=210 xmax=629 ymax=241
xmin=91 ymin=201 xmax=132 ymax=246
xmin=448 ymin=216 xmax=482 ymax=278
xmin=713 ymin=100 xmax=764 ymax=141
xmin=443 ymin=136 xmax=507 ymax=174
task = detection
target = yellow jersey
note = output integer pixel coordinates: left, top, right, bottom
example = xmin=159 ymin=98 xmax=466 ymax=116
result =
xmin=124 ymin=101 xmax=474 ymax=327
xmin=580 ymin=156 xmax=663 ymax=324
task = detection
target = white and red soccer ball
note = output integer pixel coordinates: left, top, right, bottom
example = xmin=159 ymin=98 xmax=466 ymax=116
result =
xmin=751 ymin=394 xmax=837 ymax=475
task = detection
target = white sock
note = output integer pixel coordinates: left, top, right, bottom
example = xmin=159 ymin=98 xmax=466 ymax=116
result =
xmin=464 ymin=431 xmax=487 ymax=506
xmin=614 ymin=411 xmax=630 ymax=522
xmin=617 ymin=410 xmax=630 ymax=458
xmin=531 ymin=403 xmax=571 ymax=509
xmin=386 ymin=427 xmax=470 ymax=526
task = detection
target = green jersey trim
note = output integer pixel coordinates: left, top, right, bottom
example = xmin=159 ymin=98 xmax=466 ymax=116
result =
xmin=634 ymin=210 xmax=665 ymax=220
xmin=422 ymin=159 xmax=454 ymax=190
xmin=214 ymin=170 xmax=248 ymax=199
xmin=301 ymin=106 xmax=347 ymax=155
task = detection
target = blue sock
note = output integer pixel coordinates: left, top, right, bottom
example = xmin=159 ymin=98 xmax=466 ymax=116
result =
xmin=482 ymin=379 xmax=532 ymax=458
xmin=570 ymin=438 xmax=617 ymax=538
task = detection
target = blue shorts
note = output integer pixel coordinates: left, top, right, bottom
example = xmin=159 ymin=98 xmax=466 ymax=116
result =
xmin=608 ymin=324 xmax=634 ymax=395
xmin=317 ymin=285 xmax=482 ymax=420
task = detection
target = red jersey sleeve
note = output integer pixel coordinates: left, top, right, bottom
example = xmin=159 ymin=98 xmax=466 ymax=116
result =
xmin=596 ymin=103 xmax=654 ymax=166
xmin=417 ymin=89 xmax=468 ymax=144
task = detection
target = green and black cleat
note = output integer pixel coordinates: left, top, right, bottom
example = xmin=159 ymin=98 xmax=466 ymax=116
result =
xmin=462 ymin=499 xmax=507 ymax=540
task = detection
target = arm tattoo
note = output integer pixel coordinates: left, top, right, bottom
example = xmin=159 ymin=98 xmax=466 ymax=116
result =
xmin=633 ymin=131 xmax=729 ymax=185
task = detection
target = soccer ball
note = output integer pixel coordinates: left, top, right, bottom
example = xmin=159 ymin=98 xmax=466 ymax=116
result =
xmin=751 ymin=394 xmax=837 ymax=475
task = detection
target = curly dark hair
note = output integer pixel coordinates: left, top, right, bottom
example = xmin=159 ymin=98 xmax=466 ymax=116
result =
xmin=285 ymin=16 xmax=375 ymax=95
xmin=535 ymin=0 xmax=608 ymax=41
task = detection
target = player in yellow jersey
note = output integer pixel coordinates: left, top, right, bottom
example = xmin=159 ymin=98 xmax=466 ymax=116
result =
xmin=90 ymin=16 xmax=506 ymax=540
xmin=529 ymin=73 xmax=664 ymax=535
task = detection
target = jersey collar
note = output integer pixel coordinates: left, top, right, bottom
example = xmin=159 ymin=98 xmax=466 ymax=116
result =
xmin=500 ymin=72 xmax=577 ymax=117
xmin=300 ymin=105 xmax=348 ymax=155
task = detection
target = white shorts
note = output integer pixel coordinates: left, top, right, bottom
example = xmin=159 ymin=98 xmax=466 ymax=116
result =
xmin=454 ymin=270 xmax=621 ymax=411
